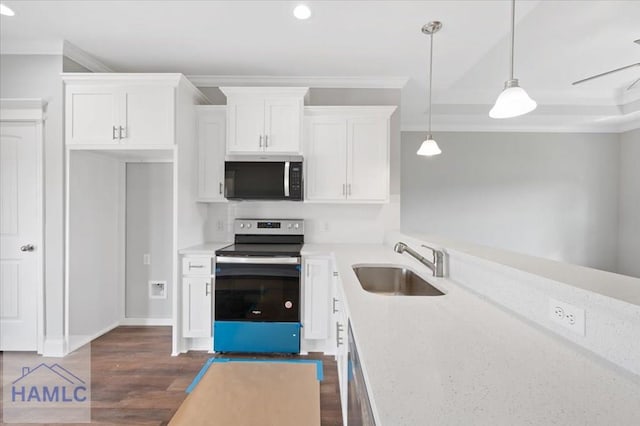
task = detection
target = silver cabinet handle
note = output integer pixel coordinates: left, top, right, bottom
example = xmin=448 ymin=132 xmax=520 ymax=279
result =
xmin=119 ymin=126 xmax=126 ymax=139
xmin=342 ymin=184 xmax=346 ymax=196
xmin=336 ymin=322 xmax=344 ymax=347
xmin=347 ymin=184 xmax=352 ymax=196
xmin=332 ymin=297 xmax=339 ymax=314
xmin=112 ymin=126 xmax=118 ymax=140
xmin=20 ymin=244 xmax=35 ymax=252
xmin=265 ymin=134 xmax=269 ymax=148
xmin=219 ymin=182 xmax=223 ymax=195
xmin=188 ymin=262 xmax=204 ymax=269
xmin=259 ymin=135 xmax=263 ymax=147
xmin=205 ymin=282 xmax=211 ymax=296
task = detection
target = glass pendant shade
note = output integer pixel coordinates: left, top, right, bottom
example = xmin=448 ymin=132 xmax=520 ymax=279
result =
xmin=489 ymin=80 xmax=537 ymax=119
xmin=417 ymin=137 xmax=442 ymax=156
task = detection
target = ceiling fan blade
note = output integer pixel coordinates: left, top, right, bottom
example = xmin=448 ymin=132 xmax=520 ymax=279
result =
xmin=572 ymin=63 xmax=640 ymax=86
xmin=627 ymin=77 xmax=640 ymax=91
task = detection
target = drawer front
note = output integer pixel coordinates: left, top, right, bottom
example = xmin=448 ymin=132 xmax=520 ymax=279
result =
xmin=182 ymin=256 xmax=213 ymax=275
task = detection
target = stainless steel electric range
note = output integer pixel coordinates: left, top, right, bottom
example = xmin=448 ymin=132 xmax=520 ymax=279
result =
xmin=214 ymin=218 xmax=304 ymax=354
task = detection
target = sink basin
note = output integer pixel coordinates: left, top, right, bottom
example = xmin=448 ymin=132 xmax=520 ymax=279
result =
xmin=352 ymin=266 xmax=445 ymax=296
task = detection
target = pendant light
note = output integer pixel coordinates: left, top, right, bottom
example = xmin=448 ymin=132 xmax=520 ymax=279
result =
xmin=489 ymin=0 xmax=536 ymax=119
xmin=417 ymin=21 xmax=442 ymax=156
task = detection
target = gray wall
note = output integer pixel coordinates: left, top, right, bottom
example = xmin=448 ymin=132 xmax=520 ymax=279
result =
xmin=401 ymin=131 xmax=622 ymax=273
xmin=0 ymin=54 xmax=66 ymax=347
xmin=618 ymin=128 xmax=640 ymax=277
xmin=125 ymin=163 xmax=173 ymax=319
xmin=62 ymin=57 xmax=91 ymax=72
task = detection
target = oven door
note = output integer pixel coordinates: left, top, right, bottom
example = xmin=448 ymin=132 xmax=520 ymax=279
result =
xmin=214 ymin=256 xmax=300 ymax=322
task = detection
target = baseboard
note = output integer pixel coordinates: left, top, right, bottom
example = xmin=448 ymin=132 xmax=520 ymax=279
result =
xmin=120 ymin=317 xmax=173 ymax=326
xmin=67 ymin=321 xmax=120 ymax=353
xmin=43 ymin=337 xmax=67 ymax=357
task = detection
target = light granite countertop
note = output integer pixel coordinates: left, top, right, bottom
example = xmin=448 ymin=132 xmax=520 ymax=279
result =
xmin=302 ymin=243 xmax=640 ymax=426
xmin=178 ymin=242 xmax=231 ymax=255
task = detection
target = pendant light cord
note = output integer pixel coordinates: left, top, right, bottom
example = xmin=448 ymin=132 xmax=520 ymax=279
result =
xmin=509 ymin=0 xmax=515 ymax=81
xmin=428 ymin=31 xmax=434 ymax=135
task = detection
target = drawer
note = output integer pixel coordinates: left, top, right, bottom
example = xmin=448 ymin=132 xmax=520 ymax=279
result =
xmin=182 ymin=256 xmax=213 ymax=275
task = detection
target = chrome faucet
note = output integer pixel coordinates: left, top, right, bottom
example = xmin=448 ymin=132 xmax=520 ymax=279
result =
xmin=393 ymin=242 xmax=445 ymax=277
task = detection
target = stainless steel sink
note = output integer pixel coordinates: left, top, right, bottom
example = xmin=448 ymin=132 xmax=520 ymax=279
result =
xmin=352 ymin=266 xmax=445 ymax=296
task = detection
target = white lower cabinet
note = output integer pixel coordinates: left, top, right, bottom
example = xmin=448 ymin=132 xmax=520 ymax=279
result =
xmin=333 ymin=272 xmax=349 ymax=426
xmin=181 ymin=256 xmax=213 ymax=338
xmin=303 ymin=256 xmax=332 ymax=340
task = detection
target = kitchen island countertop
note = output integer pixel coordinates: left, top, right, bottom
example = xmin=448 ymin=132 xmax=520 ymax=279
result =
xmin=302 ymin=243 xmax=640 ymax=425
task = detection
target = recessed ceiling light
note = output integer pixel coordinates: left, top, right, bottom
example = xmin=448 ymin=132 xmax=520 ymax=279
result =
xmin=0 ymin=3 xmax=15 ymax=16
xmin=293 ymin=4 xmax=311 ymax=20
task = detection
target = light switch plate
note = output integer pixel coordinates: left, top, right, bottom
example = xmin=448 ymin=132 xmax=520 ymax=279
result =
xmin=549 ymin=298 xmax=585 ymax=336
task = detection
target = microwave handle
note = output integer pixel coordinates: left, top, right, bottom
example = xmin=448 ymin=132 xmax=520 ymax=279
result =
xmin=284 ymin=161 xmax=290 ymax=197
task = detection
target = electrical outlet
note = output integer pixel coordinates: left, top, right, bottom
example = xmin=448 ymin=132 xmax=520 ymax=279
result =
xmin=216 ymin=220 xmax=224 ymax=231
xmin=143 ymin=254 xmax=151 ymax=265
xmin=549 ymin=298 xmax=585 ymax=336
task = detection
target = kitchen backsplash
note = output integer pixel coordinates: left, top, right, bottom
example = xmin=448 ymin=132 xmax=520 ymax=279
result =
xmin=204 ymin=194 xmax=400 ymax=243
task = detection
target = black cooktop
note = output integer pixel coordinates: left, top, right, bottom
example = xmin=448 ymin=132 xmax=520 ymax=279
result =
xmin=215 ymin=243 xmax=303 ymax=257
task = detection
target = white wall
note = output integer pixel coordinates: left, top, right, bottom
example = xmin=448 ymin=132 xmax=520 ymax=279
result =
xmin=0 ymin=54 xmax=66 ymax=353
xmin=401 ymin=131 xmax=621 ymax=273
xmin=618 ymin=128 xmax=640 ymax=278
xmin=199 ymin=87 xmax=402 ymax=243
xmin=125 ymin=163 xmax=173 ymax=320
xmin=68 ymin=151 xmax=121 ymax=351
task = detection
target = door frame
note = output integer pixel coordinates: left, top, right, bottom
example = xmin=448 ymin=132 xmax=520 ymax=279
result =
xmin=0 ymin=98 xmax=47 ymax=354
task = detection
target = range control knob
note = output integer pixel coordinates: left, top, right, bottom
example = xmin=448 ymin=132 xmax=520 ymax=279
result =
xmin=287 ymin=224 xmax=293 ymax=229
xmin=239 ymin=223 xmax=244 ymax=228
xmin=247 ymin=223 xmax=252 ymax=228
xmin=294 ymin=223 xmax=300 ymax=229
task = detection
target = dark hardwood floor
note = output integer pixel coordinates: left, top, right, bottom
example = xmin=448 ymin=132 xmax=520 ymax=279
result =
xmin=1 ymin=326 xmax=342 ymax=426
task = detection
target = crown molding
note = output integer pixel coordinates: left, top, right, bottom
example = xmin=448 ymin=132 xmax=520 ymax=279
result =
xmin=62 ymin=41 xmax=113 ymax=72
xmin=188 ymin=75 xmax=408 ymax=89
xmin=305 ymin=105 xmax=397 ymax=117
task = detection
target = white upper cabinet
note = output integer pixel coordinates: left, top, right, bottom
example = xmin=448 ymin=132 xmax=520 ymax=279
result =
xmin=304 ymin=106 xmax=396 ymax=203
xmin=221 ymin=87 xmax=308 ymax=155
xmin=64 ymin=75 xmax=190 ymax=147
xmin=65 ymin=86 xmax=120 ymax=145
xmin=196 ymin=106 xmax=226 ymax=202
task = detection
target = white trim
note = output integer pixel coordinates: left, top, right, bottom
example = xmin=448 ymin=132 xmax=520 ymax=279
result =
xmin=189 ymin=75 xmax=409 ymax=89
xmin=42 ymin=338 xmax=67 ymax=358
xmin=62 ymin=72 xmax=183 ymax=84
xmin=0 ymin=99 xmax=47 ymax=121
xmin=305 ymin=105 xmax=397 ymax=117
xmin=120 ymin=318 xmax=173 ymax=326
xmin=62 ymin=41 xmax=114 ymax=73
xmin=220 ymin=86 xmax=310 ymax=97
xmin=401 ymin=122 xmax=640 ymax=134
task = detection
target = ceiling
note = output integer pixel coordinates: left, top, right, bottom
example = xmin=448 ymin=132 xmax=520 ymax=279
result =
xmin=1 ymin=0 xmax=639 ymax=132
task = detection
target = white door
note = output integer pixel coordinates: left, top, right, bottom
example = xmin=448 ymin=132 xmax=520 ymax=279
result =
xmin=121 ymin=86 xmax=174 ymax=145
xmin=197 ymin=108 xmax=226 ymax=200
xmin=264 ymin=98 xmax=301 ymax=153
xmin=182 ymin=277 xmax=212 ymax=338
xmin=0 ymin=122 xmax=40 ymax=351
xmin=227 ymin=100 xmax=264 ymax=153
xmin=347 ymin=118 xmax=389 ymax=201
xmin=305 ymin=117 xmax=348 ymax=201
xmin=65 ymin=85 xmax=119 ymax=144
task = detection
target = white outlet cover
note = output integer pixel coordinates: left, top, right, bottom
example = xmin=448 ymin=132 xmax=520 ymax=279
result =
xmin=549 ymin=298 xmax=586 ymax=336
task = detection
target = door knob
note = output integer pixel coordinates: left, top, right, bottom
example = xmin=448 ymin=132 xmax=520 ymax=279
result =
xmin=20 ymin=244 xmax=35 ymax=252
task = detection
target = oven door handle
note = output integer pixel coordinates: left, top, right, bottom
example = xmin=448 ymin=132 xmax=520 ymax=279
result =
xmin=216 ymin=256 xmax=301 ymax=265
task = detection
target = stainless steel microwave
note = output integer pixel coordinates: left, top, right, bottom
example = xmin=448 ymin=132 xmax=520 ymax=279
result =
xmin=224 ymin=157 xmax=303 ymax=201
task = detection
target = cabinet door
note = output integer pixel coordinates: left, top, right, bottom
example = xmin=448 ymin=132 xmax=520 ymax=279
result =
xmin=305 ymin=117 xmax=348 ymax=201
xmin=182 ymin=277 xmax=212 ymax=338
xmin=65 ymin=86 xmax=119 ymax=145
xmin=303 ymin=257 xmax=332 ymax=340
xmin=347 ymin=117 xmax=389 ymax=202
xmin=197 ymin=108 xmax=226 ymax=201
xmin=227 ymin=100 xmax=264 ymax=153
xmin=264 ymin=98 xmax=302 ymax=153
xmin=121 ymin=86 xmax=174 ymax=145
